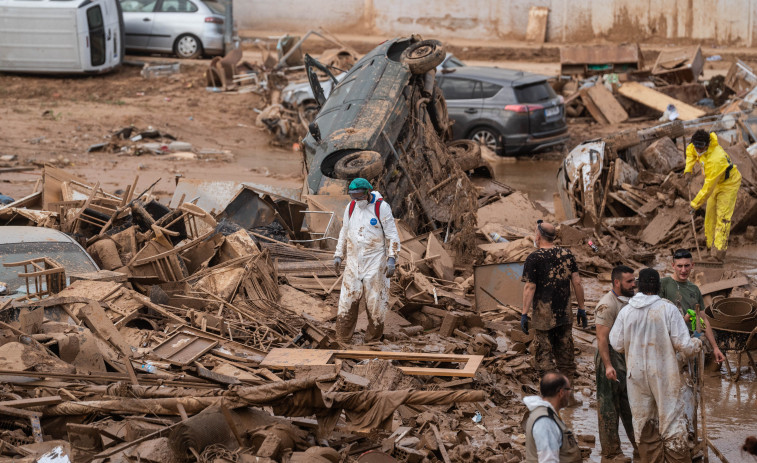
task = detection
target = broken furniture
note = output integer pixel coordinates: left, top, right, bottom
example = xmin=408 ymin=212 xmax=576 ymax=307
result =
xmin=2 ymin=257 xmax=66 ymax=301
xmin=560 ymin=44 xmax=643 ymax=76
xmin=651 ymin=46 xmax=704 ymax=85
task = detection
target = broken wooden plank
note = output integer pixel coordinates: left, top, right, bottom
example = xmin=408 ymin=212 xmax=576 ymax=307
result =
xmin=699 ymin=276 xmax=749 ymax=296
xmin=152 ymin=331 xmax=217 ymax=366
xmin=260 ymin=348 xmax=484 ymax=377
xmin=586 ymin=85 xmax=628 ymax=124
xmin=0 ymin=396 xmax=62 ymax=408
xmin=618 ymin=81 xmax=705 ymax=120
xmin=426 ymin=232 xmax=454 ymax=281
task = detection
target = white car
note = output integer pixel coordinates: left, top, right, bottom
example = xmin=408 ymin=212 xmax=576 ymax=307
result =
xmin=119 ymin=0 xmax=226 ymax=59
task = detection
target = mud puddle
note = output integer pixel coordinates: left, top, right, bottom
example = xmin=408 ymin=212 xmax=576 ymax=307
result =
xmin=561 ymin=364 xmax=756 ymax=462
xmin=488 ymin=157 xmax=561 ymax=211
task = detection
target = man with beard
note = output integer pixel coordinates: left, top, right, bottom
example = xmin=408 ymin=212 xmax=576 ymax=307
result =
xmin=595 ymin=266 xmax=639 ymax=463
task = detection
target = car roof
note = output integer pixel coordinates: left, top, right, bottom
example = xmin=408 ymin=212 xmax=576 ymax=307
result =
xmin=441 ymin=66 xmax=548 ymax=87
xmin=0 ymin=226 xmax=78 ymax=245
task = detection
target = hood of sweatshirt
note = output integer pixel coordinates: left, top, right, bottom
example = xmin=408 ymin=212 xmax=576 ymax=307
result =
xmin=628 ymin=292 xmax=660 ymax=309
xmin=523 ymin=395 xmax=556 ymax=412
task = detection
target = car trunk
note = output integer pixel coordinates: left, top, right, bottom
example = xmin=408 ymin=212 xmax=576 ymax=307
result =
xmin=513 ymin=80 xmax=565 ymax=138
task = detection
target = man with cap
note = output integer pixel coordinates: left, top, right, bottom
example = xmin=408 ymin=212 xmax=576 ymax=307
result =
xmin=521 ymin=220 xmax=586 ymax=394
xmin=333 ymin=178 xmax=401 ymax=343
xmin=610 ymin=268 xmax=702 ymax=463
xmin=684 ymin=130 xmax=741 ymax=261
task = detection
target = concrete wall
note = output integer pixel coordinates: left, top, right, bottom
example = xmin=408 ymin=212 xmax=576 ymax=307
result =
xmin=236 ymin=0 xmax=757 ymax=46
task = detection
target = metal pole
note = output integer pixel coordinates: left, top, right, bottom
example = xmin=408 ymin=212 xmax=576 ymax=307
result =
xmin=224 ymin=0 xmax=234 ymax=54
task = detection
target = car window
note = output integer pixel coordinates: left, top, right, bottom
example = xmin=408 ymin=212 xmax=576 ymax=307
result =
xmin=439 ymin=78 xmax=480 ymax=100
xmin=480 ymin=82 xmax=502 ymax=99
xmin=158 ymin=0 xmax=198 ymax=12
xmin=0 ymin=242 xmax=97 ymax=297
xmin=514 ymin=81 xmax=556 ymax=103
xmin=120 ymin=0 xmax=157 ymax=13
xmin=202 ymin=0 xmax=225 ymax=14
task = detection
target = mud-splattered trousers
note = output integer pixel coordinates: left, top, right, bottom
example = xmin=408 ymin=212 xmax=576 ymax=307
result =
xmin=610 ymin=294 xmax=701 ymax=463
xmin=334 ymin=192 xmax=400 ymax=343
xmin=595 ymin=349 xmax=637 ymax=459
xmin=532 ymin=324 xmax=576 ymax=380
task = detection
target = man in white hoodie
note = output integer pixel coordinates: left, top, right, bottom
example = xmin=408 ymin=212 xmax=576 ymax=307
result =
xmin=333 ymin=178 xmax=401 ymax=343
xmin=523 ymin=372 xmax=582 ymax=463
xmin=610 ymin=268 xmax=702 ymax=463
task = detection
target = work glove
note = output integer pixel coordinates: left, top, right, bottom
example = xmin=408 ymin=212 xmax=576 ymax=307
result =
xmin=577 ymin=309 xmax=588 ymax=329
xmin=334 ymin=257 xmax=342 ymax=274
xmin=692 ymin=331 xmax=703 ymax=339
xmin=682 ymin=171 xmax=692 ymax=183
xmin=386 ymin=257 xmax=396 ymax=277
xmin=520 ymin=314 xmax=529 ymax=335
xmin=689 ymin=206 xmax=697 ymax=215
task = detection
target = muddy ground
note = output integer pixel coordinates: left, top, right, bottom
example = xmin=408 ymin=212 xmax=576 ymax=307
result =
xmin=1 ymin=38 xmax=756 ymax=462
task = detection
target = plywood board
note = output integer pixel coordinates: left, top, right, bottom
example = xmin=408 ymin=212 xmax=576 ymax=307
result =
xmin=586 ymin=85 xmax=628 ymax=124
xmin=638 ymin=208 xmax=681 ymax=245
xmin=260 ymin=348 xmax=484 ymax=377
xmin=426 ymin=233 xmax=454 ymax=281
xmin=617 ymin=82 xmax=705 ymax=120
xmin=525 ymin=6 xmax=549 ymax=43
xmin=699 ymin=276 xmax=749 ymax=295
xmin=474 ymin=262 xmax=525 ymax=310
xmin=153 ymin=331 xmax=217 ymax=365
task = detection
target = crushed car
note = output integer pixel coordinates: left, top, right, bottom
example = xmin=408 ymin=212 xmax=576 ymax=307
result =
xmin=301 ymin=35 xmax=495 ymax=240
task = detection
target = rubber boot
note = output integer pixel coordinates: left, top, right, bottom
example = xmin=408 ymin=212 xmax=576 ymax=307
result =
xmin=714 ymin=248 xmax=726 ymax=262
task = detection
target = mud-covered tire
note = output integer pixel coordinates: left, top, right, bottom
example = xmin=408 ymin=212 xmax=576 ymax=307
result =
xmin=333 ymin=150 xmax=383 ymax=180
xmin=447 ymin=140 xmax=482 ymax=171
xmin=400 ymin=40 xmax=446 ymax=74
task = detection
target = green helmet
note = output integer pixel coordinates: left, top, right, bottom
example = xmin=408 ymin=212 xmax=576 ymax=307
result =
xmin=348 ymin=178 xmax=372 ymax=192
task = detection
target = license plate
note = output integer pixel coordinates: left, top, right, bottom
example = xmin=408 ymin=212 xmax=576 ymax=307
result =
xmin=545 ymin=106 xmax=560 ymax=117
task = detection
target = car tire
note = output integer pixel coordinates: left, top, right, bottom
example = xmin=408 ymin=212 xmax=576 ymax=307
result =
xmin=447 ymin=140 xmax=482 ymax=171
xmin=400 ymin=40 xmax=446 ymax=74
xmin=174 ymin=34 xmax=203 ymax=59
xmin=333 ymin=150 xmax=383 ymax=180
xmin=469 ymin=127 xmax=501 ymax=153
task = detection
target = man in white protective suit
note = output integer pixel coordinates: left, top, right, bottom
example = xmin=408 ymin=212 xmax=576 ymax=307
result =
xmin=333 ymin=177 xmax=401 ymax=343
xmin=610 ymin=268 xmax=702 ymax=463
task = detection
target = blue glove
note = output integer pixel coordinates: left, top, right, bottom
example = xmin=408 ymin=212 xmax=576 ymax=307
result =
xmin=692 ymin=331 xmax=703 ymax=339
xmin=386 ymin=257 xmax=396 ymax=277
xmin=520 ymin=314 xmax=529 ymax=334
xmin=577 ymin=309 xmax=588 ymax=328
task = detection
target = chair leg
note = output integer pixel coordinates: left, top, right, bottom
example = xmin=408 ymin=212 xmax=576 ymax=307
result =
xmin=723 ymin=354 xmax=734 ymax=381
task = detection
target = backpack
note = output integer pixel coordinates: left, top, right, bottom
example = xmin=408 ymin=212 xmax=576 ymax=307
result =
xmin=348 ymin=197 xmax=384 ymax=233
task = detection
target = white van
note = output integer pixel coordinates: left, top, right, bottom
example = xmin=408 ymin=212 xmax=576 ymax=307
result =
xmin=0 ymin=0 xmax=124 ymax=74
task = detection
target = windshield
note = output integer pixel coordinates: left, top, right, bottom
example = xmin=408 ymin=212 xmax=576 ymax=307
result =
xmin=0 ymin=242 xmax=97 ymax=297
xmin=203 ymin=0 xmax=225 ymax=15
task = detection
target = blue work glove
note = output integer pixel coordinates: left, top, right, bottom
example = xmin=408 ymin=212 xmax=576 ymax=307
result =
xmin=577 ymin=309 xmax=588 ymax=328
xmin=334 ymin=257 xmax=342 ymax=274
xmin=520 ymin=314 xmax=529 ymax=334
xmin=692 ymin=331 xmax=703 ymax=339
xmin=386 ymin=257 xmax=396 ymax=277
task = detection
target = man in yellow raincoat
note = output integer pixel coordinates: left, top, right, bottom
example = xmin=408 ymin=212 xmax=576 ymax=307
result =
xmin=684 ymin=130 xmax=742 ymax=261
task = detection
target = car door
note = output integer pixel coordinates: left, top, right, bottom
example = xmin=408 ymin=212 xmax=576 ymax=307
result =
xmin=148 ymin=0 xmax=199 ymax=52
xmin=119 ymin=0 xmax=156 ymax=49
xmin=437 ymin=77 xmax=482 ymax=139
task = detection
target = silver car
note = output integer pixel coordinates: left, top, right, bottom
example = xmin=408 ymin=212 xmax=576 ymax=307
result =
xmin=119 ymin=0 xmax=225 ymax=59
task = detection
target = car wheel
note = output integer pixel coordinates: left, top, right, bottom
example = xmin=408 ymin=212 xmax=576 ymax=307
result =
xmin=469 ymin=128 xmax=500 ymax=152
xmin=174 ymin=34 xmax=203 ymax=59
xmin=400 ymin=40 xmax=446 ymax=74
xmin=333 ymin=150 xmax=383 ymax=180
xmin=447 ymin=140 xmax=482 ymax=171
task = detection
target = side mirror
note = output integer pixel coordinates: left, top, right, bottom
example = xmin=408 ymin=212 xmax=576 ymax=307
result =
xmin=309 ymin=122 xmax=321 ymax=143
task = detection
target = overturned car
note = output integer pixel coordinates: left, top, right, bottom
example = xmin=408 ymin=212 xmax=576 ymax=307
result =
xmin=301 ymin=36 xmax=495 ymax=238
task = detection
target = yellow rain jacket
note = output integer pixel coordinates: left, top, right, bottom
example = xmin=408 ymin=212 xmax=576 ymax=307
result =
xmin=684 ymin=133 xmax=742 ymax=250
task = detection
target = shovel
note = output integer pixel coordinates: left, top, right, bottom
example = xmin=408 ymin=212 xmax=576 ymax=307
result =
xmin=695 ymin=304 xmax=709 ymax=463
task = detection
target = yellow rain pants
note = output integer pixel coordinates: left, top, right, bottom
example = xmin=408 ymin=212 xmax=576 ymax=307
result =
xmin=685 ymin=133 xmax=742 ymax=251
